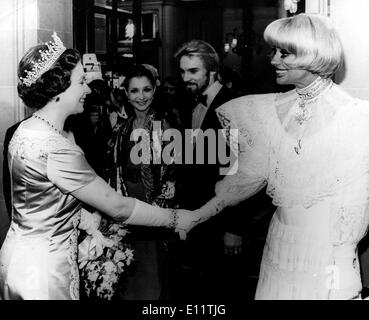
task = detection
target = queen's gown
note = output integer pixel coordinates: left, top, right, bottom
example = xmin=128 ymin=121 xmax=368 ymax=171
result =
xmin=0 ymin=123 xmax=96 ymax=300
xmin=215 ymin=77 xmax=369 ymax=299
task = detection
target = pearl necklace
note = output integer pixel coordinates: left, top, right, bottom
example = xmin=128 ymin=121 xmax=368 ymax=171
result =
xmin=295 ymin=76 xmax=333 ymax=125
xmin=33 ymin=112 xmax=63 ymax=135
xmin=293 ymin=76 xmax=333 ymax=155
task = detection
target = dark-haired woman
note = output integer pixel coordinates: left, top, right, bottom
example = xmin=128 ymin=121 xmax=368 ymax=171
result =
xmin=0 ymin=33 xmax=196 ymax=300
xmin=102 ymin=64 xmax=179 ymax=300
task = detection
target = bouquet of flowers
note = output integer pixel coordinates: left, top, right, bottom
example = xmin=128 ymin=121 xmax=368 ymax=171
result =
xmin=80 ymin=221 xmax=134 ymax=300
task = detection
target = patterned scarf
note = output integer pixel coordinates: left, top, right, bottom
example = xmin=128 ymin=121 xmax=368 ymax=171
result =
xmin=104 ymin=108 xmax=175 ymax=207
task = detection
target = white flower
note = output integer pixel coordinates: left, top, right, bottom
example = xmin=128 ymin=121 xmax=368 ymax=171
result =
xmin=85 ymin=287 xmax=91 ymax=296
xmin=117 ymin=228 xmax=128 ymax=237
xmin=103 ymin=291 xmax=114 ymax=300
xmin=103 ymin=260 xmax=116 ymax=274
xmin=109 ymin=273 xmax=119 ymax=284
xmin=80 ymin=222 xmax=133 ymax=299
xmin=87 ymin=270 xmax=100 ymax=283
xmin=117 ymin=261 xmax=125 ymax=272
xmin=109 ymin=224 xmax=120 ymax=233
xmin=97 ymin=283 xmax=112 ymax=296
xmin=105 ymin=249 xmax=113 ymax=259
xmin=110 ymin=234 xmax=121 ymax=244
xmin=284 ymin=0 xmax=300 ymax=13
xmin=113 ymin=250 xmax=126 ymax=263
xmin=125 ymin=248 xmax=134 ymax=265
xmin=101 ymin=275 xmax=114 ymax=286
xmin=89 ymin=261 xmax=101 ymax=271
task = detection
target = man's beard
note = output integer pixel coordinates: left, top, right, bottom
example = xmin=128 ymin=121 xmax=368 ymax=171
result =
xmin=184 ymin=83 xmax=199 ymax=95
xmin=184 ymin=72 xmax=210 ymax=96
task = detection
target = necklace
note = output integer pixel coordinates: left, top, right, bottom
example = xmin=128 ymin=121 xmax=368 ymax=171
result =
xmin=33 ymin=112 xmax=63 ymax=135
xmin=293 ymin=77 xmax=333 ymax=155
xmin=295 ymin=76 xmax=333 ymax=125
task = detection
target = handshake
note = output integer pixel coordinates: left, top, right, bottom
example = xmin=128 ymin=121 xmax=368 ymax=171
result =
xmin=173 ymin=197 xmax=227 ymax=239
xmin=79 ymin=197 xmax=227 ymax=242
xmin=124 ymin=198 xmax=225 ymax=240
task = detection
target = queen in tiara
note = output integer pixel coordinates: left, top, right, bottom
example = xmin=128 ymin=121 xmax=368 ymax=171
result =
xmin=0 ymin=32 xmax=198 ymax=300
xmin=184 ymin=13 xmax=369 ymax=299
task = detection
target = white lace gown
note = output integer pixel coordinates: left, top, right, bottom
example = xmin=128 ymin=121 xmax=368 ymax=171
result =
xmin=215 ymin=79 xmax=369 ymax=299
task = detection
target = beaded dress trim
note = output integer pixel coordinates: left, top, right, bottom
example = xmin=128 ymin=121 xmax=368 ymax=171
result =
xmin=292 ymin=77 xmax=333 ymax=155
xmin=295 ymin=76 xmax=333 ymax=125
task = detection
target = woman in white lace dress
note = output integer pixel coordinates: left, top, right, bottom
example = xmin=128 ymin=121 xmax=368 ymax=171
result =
xmin=190 ymin=13 xmax=369 ymax=299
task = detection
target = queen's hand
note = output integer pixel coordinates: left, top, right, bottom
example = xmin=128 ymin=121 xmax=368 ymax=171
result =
xmin=174 ymin=197 xmax=227 ymax=240
xmin=175 ymin=209 xmax=202 ymax=240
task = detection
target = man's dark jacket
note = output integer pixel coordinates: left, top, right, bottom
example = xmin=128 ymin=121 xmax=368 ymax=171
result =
xmin=179 ymin=85 xmax=273 ymax=235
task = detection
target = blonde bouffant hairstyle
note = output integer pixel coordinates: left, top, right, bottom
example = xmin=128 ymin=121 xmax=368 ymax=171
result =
xmin=264 ymin=13 xmax=344 ymax=78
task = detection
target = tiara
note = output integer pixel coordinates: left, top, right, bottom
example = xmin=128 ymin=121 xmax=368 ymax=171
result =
xmin=20 ymin=32 xmax=66 ymax=87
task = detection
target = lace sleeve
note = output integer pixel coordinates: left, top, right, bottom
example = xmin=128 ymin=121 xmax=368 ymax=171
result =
xmin=214 ymin=95 xmax=273 ymax=207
